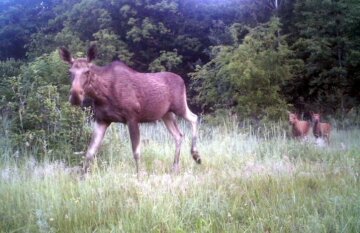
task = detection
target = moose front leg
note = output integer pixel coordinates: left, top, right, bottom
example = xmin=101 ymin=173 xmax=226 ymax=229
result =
xmin=83 ymin=121 xmax=109 ymax=173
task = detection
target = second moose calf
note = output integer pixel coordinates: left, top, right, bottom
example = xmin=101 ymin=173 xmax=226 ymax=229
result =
xmin=311 ymin=113 xmax=332 ymax=144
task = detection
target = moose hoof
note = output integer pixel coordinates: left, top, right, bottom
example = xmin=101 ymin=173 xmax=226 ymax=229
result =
xmin=191 ymin=151 xmax=201 ymax=164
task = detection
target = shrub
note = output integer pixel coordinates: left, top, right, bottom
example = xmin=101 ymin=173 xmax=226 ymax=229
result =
xmin=2 ymin=51 xmax=91 ymax=160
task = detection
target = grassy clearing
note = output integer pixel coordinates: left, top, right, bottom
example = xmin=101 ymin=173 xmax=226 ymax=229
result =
xmin=0 ymin=121 xmax=359 ymax=232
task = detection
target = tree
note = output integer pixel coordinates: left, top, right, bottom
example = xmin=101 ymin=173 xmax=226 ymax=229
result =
xmin=191 ymin=18 xmax=293 ymax=121
xmin=0 ymin=0 xmax=58 ymax=60
xmin=288 ymin=0 xmax=357 ymax=114
xmin=149 ymin=50 xmax=182 ymax=72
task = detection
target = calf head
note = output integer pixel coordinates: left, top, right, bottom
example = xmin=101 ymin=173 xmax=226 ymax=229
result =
xmin=288 ymin=112 xmax=298 ymax=124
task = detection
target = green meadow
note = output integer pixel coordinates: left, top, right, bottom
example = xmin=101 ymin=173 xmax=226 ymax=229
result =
xmin=1 ymin=120 xmax=359 ymax=233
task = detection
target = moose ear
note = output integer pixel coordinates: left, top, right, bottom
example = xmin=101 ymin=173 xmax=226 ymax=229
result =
xmin=59 ymin=47 xmax=73 ymax=64
xmin=87 ymin=44 xmax=97 ymax=62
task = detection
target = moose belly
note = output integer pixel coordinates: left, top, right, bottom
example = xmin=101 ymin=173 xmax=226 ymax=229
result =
xmin=93 ymin=102 xmax=170 ymax=123
xmin=138 ymin=102 xmax=171 ymax=122
xmin=93 ymin=105 xmax=127 ymax=123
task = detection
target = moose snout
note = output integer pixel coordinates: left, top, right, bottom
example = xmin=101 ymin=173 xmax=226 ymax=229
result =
xmin=69 ymin=89 xmax=84 ymax=106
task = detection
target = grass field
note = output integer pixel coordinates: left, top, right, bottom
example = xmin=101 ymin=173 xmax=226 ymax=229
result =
xmin=0 ymin=120 xmax=359 ymax=232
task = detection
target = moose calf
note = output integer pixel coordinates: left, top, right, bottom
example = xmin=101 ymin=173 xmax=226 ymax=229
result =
xmin=311 ymin=113 xmax=332 ymax=144
xmin=288 ymin=112 xmax=311 ymax=140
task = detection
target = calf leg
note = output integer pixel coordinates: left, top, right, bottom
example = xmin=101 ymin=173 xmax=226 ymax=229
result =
xmin=162 ymin=112 xmax=184 ymax=173
xmin=127 ymin=121 xmax=141 ymax=175
xmin=325 ymin=134 xmax=330 ymax=145
xmin=84 ymin=121 xmax=109 ymax=173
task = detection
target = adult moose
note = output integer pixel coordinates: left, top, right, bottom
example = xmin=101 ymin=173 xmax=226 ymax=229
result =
xmin=59 ymin=45 xmax=201 ymax=174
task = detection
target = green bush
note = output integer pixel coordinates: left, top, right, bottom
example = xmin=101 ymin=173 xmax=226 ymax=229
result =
xmin=1 ymin=51 xmax=91 ymax=161
xmin=191 ymin=18 xmax=295 ymax=121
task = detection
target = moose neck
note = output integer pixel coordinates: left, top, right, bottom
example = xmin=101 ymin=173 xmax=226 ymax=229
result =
xmin=292 ymin=119 xmax=299 ymax=125
xmin=83 ymin=71 xmax=111 ymax=105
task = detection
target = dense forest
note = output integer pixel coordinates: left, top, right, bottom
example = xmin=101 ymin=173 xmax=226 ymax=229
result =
xmin=0 ymin=0 xmax=360 ymax=155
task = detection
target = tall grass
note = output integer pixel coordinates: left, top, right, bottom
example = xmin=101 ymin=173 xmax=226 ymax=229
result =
xmin=0 ymin=118 xmax=359 ymax=232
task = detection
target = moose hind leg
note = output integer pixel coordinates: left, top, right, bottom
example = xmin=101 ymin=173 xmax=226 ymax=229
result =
xmin=183 ymin=108 xmax=201 ymax=164
xmin=128 ymin=121 xmax=141 ymax=175
xmin=84 ymin=121 xmax=109 ymax=173
xmin=163 ymin=112 xmax=184 ymax=173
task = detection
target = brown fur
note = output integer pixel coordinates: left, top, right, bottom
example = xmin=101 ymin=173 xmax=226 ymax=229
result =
xmin=87 ymin=62 xmax=188 ymax=123
xmin=288 ymin=112 xmax=310 ymax=139
xmin=311 ymin=113 xmax=332 ymax=144
xmin=59 ymin=46 xmax=201 ymax=174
